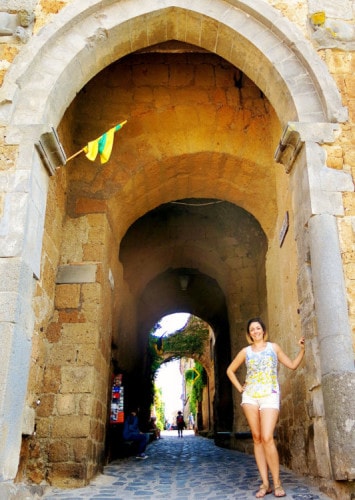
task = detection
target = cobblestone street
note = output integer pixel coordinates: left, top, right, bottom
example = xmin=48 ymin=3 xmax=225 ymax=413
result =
xmin=42 ymin=431 xmax=332 ymax=500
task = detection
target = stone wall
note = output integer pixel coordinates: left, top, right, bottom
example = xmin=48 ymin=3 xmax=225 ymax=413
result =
xmin=19 ymin=162 xmax=119 ymax=485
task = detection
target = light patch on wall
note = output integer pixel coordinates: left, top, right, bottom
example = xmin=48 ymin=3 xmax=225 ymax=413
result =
xmin=279 ymin=211 xmax=289 ymax=247
xmin=108 ymin=268 xmax=114 ymax=290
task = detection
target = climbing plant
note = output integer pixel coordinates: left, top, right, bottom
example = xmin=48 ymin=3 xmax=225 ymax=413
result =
xmin=149 ymin=315 xmax=209 ymax=366
xmin=185 ymin=361 xmax=207 ymax=415
xmin=147 ymin=315 xmax=209 ymax=417
xmin=153 ymin=385 xmax=165 ymax=430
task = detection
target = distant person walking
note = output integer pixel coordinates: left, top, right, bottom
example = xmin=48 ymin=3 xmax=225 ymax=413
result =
xmin=226 ymin=317 xmax=305 ymax=498
xmin=123 ymin=409 xmax=149 ymax=459
xmin=188 ymin=412 xmax=195 ymax=430
xmin=176 ymin=411 xmax=186 ymax=438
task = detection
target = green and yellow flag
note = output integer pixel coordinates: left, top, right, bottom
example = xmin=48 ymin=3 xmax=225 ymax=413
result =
xmin=63 ymin=119 xmax=128 ymax=168
xmin=84 ymin=120 xmax=127 ymax=164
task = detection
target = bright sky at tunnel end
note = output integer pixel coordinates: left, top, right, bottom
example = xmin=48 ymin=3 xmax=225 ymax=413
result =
xmin=154 ymin=313 xmax=190 ymax=421
xmin=153 ymin=312 xmax=190 ymax=336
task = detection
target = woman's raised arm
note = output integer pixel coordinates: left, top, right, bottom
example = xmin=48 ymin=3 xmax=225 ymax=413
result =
xmin=273 ymin=337 xmax=305 ymax=370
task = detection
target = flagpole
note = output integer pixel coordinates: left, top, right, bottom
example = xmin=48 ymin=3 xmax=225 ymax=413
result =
xmin=65 ymin=147 xmax=86 ymax=163
xmin=117 ymin=120 xmax=127 ymax=128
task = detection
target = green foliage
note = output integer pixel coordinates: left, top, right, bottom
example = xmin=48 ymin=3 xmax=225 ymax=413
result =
xmin=153 ymin=386 xmax=165 ymax=430
xmin=148 ymin=315 xmax=209 ymax=419
xmin=185 ymin=361 xmax=206 ymax=414
xmin=148 ymin=337 xmax=163 ymax=375
xmin=185 ymin=370 xmax=196 ymax=382
xmin=149 ymin=316 xmax=209 ymax=367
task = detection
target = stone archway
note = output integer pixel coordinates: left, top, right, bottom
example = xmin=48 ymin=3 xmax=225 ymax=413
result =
xmin=0 ymin=0 xmax=345 ymax=129
xmin=119 ymin=200 xmax=268 ymax=434
xmin=0 ymin=0 xmax=353 ymax=488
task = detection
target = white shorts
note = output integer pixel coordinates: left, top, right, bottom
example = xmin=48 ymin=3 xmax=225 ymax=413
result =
xmin=241 ymin=391 xmax=280 ymax=410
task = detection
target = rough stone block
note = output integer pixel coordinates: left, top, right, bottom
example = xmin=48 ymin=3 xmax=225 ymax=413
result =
xmin=75 ymin=198 xmax=107 ymax=215
xmin=73 ymin=438 xmax=91 ymax=462
xmin=52 ymin=416 xmax=91 ymax=438
xmin=42 ymin=366 xmax=61 ymax=393
xmin=306 ymin=386 xmax=325 ymax=418
xmin=56 ymin=394 xmax=76 ymax=416
xmin=57 ymin=309 xmax=85 ymax=324
xmin=313 ymin=418 xmax=333 ymax=479
xmin=0 ymin=322 xmax=13 ymax=392
xmin=303 ymin=337 xmax=321 ymax=391
xmin=322 ymin=372 xmax=355 ymax=480
xmin=50 ymin=342 xmax=96 ymax=366
xmin=60 ymin=218 xmax=88 ymax=262
xmin=54 ymin=284 xmax=80 ymax=309
xmin=48 ymin=441 xmax=70 ymax=462
xmin=61 ymin=366 xmax=95 ymax=393
xmin=45 ymin=322 xmax=61 ymax=343
xmin=200 ymin=16 xmax=219 ymax=52
xmin=78 ymin=394 xmax=94 ymax=416
xmin=80 ymin=295 xmax=101 ymax=327
xmin=35 ymin=417 xmax=51 ymax=438
xmin=21 ymin=405 xmax=35 ymax=436
xmin=75 ymin=343 xmax=97 ymax=366
xmin=0 ymin=193 xmax=27 ymax=255
xmin=48 ymin=462 xmax=87 ymax=488
xmin=83 ymin=243 xmax=104 ymax=262
xmin=343 ymin=192 xmax=355 ymax=216
xmin=337 ymin=217 xmax=354 ymax=252
xmin=346 ymin=262 xmax=355 ymax=279
xmin=60 ymin=323 xmax=98 ymax=344
xmin=35 ymin=394 xmax=55 ymax=418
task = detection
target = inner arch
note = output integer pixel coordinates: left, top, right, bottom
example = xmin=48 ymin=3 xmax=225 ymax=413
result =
xmin=118 ymin=199 xmax=267 ymax=351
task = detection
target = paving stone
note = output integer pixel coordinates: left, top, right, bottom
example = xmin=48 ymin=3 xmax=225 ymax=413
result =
xmin=41 ymin=431 xmax=331 ymax=500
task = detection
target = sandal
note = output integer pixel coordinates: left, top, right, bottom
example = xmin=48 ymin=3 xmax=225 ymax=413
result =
xmin=256 ymin=484 xmax=272 ymax=498
xmin=274 ymin=484 xmax=286 ymax=497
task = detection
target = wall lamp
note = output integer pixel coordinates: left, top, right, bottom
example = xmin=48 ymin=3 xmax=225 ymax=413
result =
xmin=179 ymin=274 xmax=190 ymax=291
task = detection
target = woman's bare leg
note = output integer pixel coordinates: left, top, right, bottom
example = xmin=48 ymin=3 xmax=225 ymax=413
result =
xmin=242 ymin=404 xmax=269 ymax=489
xmin=259 ymin=408 xmax=281 ymax=488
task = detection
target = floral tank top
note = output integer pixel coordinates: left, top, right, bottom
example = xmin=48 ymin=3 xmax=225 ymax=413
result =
xmin=244 ymin=342 xmax=279 ymax=398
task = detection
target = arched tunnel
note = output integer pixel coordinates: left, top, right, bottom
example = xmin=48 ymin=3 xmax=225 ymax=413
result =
xmin=117 ymin=198 xmax=267 ymax=433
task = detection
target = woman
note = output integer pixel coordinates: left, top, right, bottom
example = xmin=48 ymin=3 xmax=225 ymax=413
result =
xmin=176 ymin=411 xmax=186 ymax=438
xmin=226 ymin=317 xmax=305 ymax=498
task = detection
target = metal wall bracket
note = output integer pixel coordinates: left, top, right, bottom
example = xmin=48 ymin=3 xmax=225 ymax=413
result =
xmin=36 ymin=127 xmax=66 ymax=175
